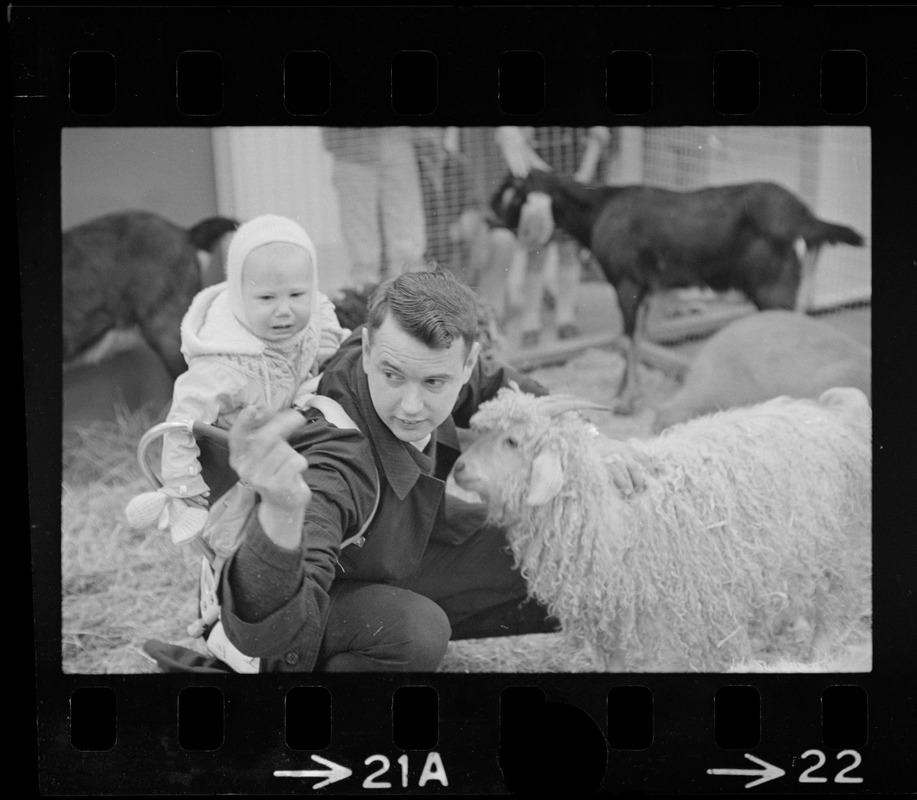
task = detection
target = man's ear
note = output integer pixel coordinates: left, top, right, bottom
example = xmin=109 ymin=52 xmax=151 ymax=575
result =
xmin=525 ymin=440 xmax=564 ymax=506
xmin=462 ymin=340 xmax=481 ymax=383
xmin=361 ymin=327 xmax=371 ymax=374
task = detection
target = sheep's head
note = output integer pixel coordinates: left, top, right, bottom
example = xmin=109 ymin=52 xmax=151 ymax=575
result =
xmin=453 ymin=385 xmax=608 ymax=518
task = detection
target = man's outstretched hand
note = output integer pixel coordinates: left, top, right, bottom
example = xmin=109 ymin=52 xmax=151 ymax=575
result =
xmin=229 ymin=407 xmax=311 ymax=549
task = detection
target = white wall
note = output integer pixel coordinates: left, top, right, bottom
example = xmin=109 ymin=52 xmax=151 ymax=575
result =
xmin=811 ymin=127 xmax=871 ymax=308
xmin=61 ymin=128 xmax=219 ymax=230
xmin=211 ymin=127 xmax=351 ymax=296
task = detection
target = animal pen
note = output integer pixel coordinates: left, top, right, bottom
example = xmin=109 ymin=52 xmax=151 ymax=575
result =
xmin=322 ymin=126 xmax=871 ymax=374
xmin=59 ymin=125 xmax=874 ymax=676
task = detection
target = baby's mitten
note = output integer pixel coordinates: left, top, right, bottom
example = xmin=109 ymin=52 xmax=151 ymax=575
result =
xmin=169 ymin=504 xmax=210 ymax=545
xmin=125 ymin=490 xmax=209 ymax=545
xmin=125 ymin=490 xmax=171 ymax=529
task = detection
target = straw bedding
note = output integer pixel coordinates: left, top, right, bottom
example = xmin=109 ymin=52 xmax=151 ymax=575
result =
xmin=62 ymin=407 xmax=209 ymax=673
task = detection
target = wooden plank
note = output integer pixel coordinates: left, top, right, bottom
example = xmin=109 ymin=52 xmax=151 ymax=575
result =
xmin=505 ymin=301 xmax=751 ymax=375
xmin=636 ymin=339 xmax=693 ymax=376
xmin=508 ymin=330 xmax=694 ymax=377
xmin=508 ymin=330 xmax=620 ymax=371
xmin=645 ymin=303 xmax=754 ymax=344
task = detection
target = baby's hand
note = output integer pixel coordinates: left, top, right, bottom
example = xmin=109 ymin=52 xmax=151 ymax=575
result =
xmin=596 ymin=437 xmax=656 ymax=497
xmin=496 ymin=126 xmax=550 ymax=178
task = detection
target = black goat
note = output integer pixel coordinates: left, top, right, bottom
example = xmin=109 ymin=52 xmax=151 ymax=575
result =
xmin=63 ymin=211 xmax=239 ymax=378
xmin=491 ymin=170 xmax=865 ymax=413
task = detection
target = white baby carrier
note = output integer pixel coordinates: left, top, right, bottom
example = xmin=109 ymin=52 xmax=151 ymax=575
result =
xmin=135 ymin=394 xmax=379 ymax=673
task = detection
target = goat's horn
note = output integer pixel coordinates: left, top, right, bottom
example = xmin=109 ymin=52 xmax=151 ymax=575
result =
xmin=534 ymin=394 xmax=611 ymax=418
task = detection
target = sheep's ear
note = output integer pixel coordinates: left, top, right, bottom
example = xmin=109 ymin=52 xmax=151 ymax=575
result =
xmin=525 ymin=441 xmax=564 ymax=506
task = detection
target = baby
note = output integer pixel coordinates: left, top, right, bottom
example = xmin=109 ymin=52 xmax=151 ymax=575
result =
xmin=126 ymin=213 xmax=349 ymax=544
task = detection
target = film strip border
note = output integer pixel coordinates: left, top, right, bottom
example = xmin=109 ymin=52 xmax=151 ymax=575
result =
xmin=16 ymin=4 xmax=917 ymax=796
xmin=67 ymin=48 xmax=868 ymax=119
xmin=10 ymin=6 xmax=908 ymax=124
xmin=53 ymin=678 xmax=880 ymax=794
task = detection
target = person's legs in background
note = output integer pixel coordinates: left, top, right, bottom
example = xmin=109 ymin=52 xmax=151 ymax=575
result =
xmin=332 ymin=159 xmax=382 ymax=290
xmin=475 ymin=224 xmax=521 ymax=326
xmin=517 ymin=244 xmax=551 ymax=348
xmin=378 ymin=128 xmax=428 ymax=275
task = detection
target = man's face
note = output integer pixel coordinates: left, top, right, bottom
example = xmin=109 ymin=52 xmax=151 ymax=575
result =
xmin=240 ymin=243 xmax=313 ymax=342
xmin=362 ymin=314 xmax=480 ymax=443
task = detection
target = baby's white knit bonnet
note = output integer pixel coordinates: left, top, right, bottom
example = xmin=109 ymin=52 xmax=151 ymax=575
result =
xmin=225 ymin=213 xmax=318 ymax=323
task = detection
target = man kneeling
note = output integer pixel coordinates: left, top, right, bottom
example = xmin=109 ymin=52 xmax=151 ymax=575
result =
xmin=201 ymin=271 xmax=645 ymax=672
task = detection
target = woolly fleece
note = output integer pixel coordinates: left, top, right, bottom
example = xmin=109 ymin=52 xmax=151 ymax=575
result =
xmin=465 ymin=387 xmax=872 ymax=671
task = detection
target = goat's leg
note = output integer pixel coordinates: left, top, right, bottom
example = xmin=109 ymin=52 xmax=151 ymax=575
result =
xmin=743 ymin=239 xmax=800 ymax=312
xmin=611 ymin=338 xmax=641 ymax=415
xmin=612 ymin=281 xmax=646 ymax=415
xmin=795 ymin=244 xmax=821 ymax=313
xmin=553 ymin=238 xmax=583 ymax=339
xmin=518 ymin=244 xmax=551 ymax=347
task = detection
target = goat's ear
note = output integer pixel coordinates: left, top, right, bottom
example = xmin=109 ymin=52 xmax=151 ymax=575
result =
xmin=525 ymin=441 xmax=564 ymax=506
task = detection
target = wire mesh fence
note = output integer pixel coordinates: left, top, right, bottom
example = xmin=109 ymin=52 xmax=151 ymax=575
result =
xmin=319 ymin=126 xmax=870 ymax=319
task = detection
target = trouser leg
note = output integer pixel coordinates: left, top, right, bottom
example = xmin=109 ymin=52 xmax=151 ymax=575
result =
xmin=395 ymin=524 xmax=560 ymax=640
xmin=332 ymin=160 xmax=382 ymax=289
xmin=316 ymin=524 xmax=559 ymax=672
xmin=553 ymin=238 xmax=582 ymax=336
xmin=317 ymin=581 xmax=451 ymax=672
xmin=378 ymin=130 xmax=427 ymax=274
xmin=518 ymin=245 xmax=550 ymax=346
xmin=475 ymin=227 xmax=519 ymax=324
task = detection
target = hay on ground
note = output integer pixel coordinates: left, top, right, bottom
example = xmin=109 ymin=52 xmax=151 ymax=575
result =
xmin=62 ymin=408 xmax=209 ymax=674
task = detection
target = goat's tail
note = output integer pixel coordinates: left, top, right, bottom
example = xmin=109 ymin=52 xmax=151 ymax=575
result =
xmin=187 ymin=217 xmax=239 ymax=252
xmin=804 ymin=218 xmax=865 ymax=248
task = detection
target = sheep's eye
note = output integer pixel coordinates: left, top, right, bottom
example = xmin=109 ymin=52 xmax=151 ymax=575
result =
xmin=504 ymin=436 xmax=519 ymax=449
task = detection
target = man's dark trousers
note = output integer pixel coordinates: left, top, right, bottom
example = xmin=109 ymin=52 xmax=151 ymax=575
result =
xmin=316 ymin=523 xmax=559 ymax=671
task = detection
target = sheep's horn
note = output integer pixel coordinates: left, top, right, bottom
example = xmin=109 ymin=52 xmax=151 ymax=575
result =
xmin=534 ymin=394 xmax=611 ymax=418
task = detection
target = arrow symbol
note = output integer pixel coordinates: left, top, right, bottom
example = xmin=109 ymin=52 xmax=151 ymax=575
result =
xmin=274 ymin=754 xmax=353 ymax=789
xmin=707 ymin=753 xmax=786 ymax=788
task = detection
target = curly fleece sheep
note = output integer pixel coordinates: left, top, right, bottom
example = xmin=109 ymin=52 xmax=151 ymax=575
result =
xmin=452 ymin=386 xmax=872 ymax=671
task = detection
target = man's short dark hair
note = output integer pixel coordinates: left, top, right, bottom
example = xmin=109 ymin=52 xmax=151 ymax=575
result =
xmin=366 ymin=271 xmax=479 ymax=353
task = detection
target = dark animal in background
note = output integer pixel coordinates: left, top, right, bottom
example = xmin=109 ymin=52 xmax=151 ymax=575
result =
xmin=331 ymin=284 xmax=377 ymax=333
xmin=492 ymin=170 xmax=865 ymax=413
xmin=63 ymin=211 xmax=239 ymax=378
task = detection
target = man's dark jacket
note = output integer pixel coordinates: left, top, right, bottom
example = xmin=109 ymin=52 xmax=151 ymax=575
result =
xmin=218 ymin=330 xmax=546 ymax=671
